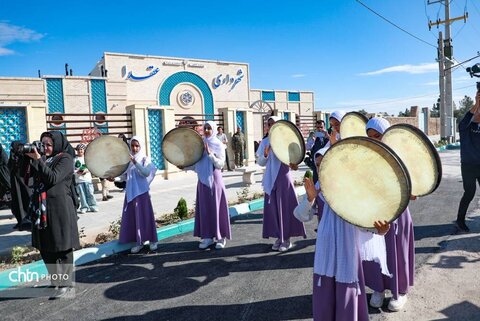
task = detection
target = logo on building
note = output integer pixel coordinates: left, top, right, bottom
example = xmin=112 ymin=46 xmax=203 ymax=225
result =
xmin=212 ymin=69 xmax=244 ymax=92
xmin=126 ymin=66 xmax=160 ymax=81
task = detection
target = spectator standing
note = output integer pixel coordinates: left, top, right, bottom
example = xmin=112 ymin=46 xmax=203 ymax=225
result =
xmin=216 ymin=126 xmax=232 ymax=171
xmin=74 ymin=144 xmax=98 ymax=214
xmin=232 ymin=127 xmax=245 ymax=167
xmin=456 ymin=89 xmax=480 ymax=232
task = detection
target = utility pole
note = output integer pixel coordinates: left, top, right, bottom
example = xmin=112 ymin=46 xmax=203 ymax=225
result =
xmin=438 ymin=32 xmax=446 ymax=138
xmin=428 ymin=0 xmax=468 ymax=143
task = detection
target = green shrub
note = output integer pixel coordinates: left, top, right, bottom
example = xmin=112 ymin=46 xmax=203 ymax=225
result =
xmin=174 ymin=198 xmax=189 ymax=220
xmin=108 ymin=218 xmax=121 ymax=238
xmin=11 ymin=246 xmax=28 ymax=265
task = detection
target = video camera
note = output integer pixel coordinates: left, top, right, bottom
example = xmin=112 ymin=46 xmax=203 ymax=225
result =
xmin=14 ymin=141 xmax=45 ymax=155
xmin=466 ymin=63 xmax=480 ymax=90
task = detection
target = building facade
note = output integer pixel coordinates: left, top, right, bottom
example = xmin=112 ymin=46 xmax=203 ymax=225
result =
xmin=0 ymin=52 xmax=315 ymax=175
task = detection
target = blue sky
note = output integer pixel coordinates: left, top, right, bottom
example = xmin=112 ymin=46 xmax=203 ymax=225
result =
xmin=1 ymin=0 xmax=479 ymax=115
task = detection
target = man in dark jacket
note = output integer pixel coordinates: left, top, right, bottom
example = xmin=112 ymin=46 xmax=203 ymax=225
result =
xmin=456 ymin=89 xmax=480 ymax=232
xmin=8 ymin=141 xmax=32 ymax=229
xmin=25 ymin=131 xmax=80 ymax=299
xmin=0 ymin=144 xmax=10 ymax=210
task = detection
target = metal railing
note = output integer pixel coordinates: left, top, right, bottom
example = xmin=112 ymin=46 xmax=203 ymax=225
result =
xmin=46 ymin=112 xmax=133 ymax=144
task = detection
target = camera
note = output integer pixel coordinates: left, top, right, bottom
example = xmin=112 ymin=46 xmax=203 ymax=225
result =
xmin=16 ymin=141 xmax=45 ymax=155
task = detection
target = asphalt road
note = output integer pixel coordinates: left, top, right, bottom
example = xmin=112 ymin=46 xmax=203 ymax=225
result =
xmin=0 ymin=150 xmax=476 ymax=321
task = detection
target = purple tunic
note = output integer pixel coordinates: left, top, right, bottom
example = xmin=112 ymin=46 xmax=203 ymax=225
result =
xmin=313 ymin=256 xmax=369 ymax=321
xmin=119 ymin=192 xmax=158 ymax=245
xmin=362 ymin=207 xmax=415 ymax=299
xmin=263 ymin=163 xmax=306 ymax=242
xmin=194 ymin=168 xmax=231 ymax=240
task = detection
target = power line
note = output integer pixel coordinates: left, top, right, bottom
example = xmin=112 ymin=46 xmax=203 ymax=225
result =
xmin=356 ymin=0 xmax=437 ymax=48
xmin=334 ymin=83 xmax=476 ymax=109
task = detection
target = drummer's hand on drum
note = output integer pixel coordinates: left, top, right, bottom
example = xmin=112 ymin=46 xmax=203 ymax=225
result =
xmin=264 ymin=145 xmax=270 ymax=158
xmin=129 ymin=154 xmax=137 ymax=164
xmin=304 ymin=177 xmax=317 ymax=202
xmin=373 ymin=220 xmax=390 ymax=236
xmin=289 ymin=163 xmax=298 ymax=171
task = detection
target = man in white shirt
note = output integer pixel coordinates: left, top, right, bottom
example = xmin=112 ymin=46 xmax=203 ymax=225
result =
xmin=216 ymin=126 xmax=232 ymax=171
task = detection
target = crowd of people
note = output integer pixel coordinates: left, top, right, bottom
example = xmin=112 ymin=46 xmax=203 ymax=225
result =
xmin=0 ymin=89 xmax=478 ymax=319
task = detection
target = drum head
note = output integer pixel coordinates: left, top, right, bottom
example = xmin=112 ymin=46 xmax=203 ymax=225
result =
xmin=319 ymin=137 xmax=411 ymax=228
xmin=162 ymin=127 xmax=204 ymax=167
xmin=382 ymin=124 xmax=442 ymax=196
xmin=340 ymin=112 xmax=369 ymax=139
xmin=269 ymin=120 xmax=306 ymax=165
xmin=85 ymin=136 xmax=131 ymax=178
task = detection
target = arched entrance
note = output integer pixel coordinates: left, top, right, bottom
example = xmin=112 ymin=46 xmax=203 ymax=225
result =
xmin=250 ymin=100 xmax=274 ymax=142
xmin=159 ymin=71 xmax=214 ymax=116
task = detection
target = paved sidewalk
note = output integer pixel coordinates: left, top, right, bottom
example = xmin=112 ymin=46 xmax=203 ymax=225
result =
xmin=0 ymin=164 xmax=309 ymax=255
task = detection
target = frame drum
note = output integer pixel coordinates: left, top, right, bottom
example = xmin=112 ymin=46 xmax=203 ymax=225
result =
xmin=84 ymin=136 xmax=131 ymax=178
xmin=162 ymin=127 xmax=204 ymax=167
xmin=319 ymin=137 xmax=411 ymax=228
xmin=382 ymin=124 xmax=442 ymax=196
xmin=340 ymin=112 xmax=369 ymax=139
xmin=269 ymin=120 xmax=306 ymax=165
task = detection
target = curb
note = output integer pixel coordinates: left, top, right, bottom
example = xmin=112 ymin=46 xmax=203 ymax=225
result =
xmin=436 ymin=142 xmax=460 ymax=152
xmin=0 ymin=187 xmax=307 ymax=292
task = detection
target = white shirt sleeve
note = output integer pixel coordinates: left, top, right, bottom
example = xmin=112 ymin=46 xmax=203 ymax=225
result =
xmin=293 ymin=194 xmax=316 ymax=222
xmin=208 ymin=153 xmax=225 ymax=169
xmin=256 ymin=138 xmax=268 ymax=166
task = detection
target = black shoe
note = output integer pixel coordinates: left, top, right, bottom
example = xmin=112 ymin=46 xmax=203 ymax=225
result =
xmin=455 ymin=220 xmax=470 ymax=233
xmin=106 ymin=195 xmax=113 ymax=199
xmin=102 ymin=196 xmax=108 ymax=201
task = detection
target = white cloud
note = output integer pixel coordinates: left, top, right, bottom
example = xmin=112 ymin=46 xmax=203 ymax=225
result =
xmin=0 ymin=22 xmax=44 ymax=55
xmin=291 ymin=74 xmax=306 ymax=78
xmin=359 ymin=63 xmax=438 ymax=76
xmin=0 ymin=47 xmax=15 ymax=56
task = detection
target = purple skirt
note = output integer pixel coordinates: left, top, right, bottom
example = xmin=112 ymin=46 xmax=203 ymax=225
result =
xmin=363 ymin=207 xmax=415 ymax=299
xmin=263 ymin=164 xmax=306 ymax=242
xmin=194 ymin=168 xmax=231 ymax=240
xmin=119 ymin=192 xmax=158 ymax=245
xmin=313 ymin=256 xmax=369 ymax=321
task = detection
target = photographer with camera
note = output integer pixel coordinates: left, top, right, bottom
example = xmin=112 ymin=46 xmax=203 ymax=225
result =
xmin=455 ymin=84 xmax=480 ymax=233
xmin=25 ymin=131 xmax=80 ymax=299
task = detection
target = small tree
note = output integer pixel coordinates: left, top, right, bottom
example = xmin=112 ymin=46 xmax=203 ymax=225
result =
xmin=455 ymin=95 xmax=474 ymax=124
xmin=397 ymin=108 xmax=410 ymax=117
xmin=174 ymin=198 xmax=189 ymax=220
xmin=431 ymin=97 xmax=440 ymax=118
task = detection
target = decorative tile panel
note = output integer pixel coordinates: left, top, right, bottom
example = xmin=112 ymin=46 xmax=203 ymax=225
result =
xmin=261 ymin=91 xmax=275 ymax=101
xmin=283 ymin=113 xmax=289 ymax=121
xmin=46 ymin=79 xmax=65 ymax=113
xmin=159 ymin=71 xmax=214 ymax=118
xmin=288 ymin=92 xmax=300 ymax=102
xmin=236 ymin=111 xmax=245 ymax=131
xmin=91 ymin=79 xmax=108 ymax=134
xmin=46 ymin=78 xmax=65 ymax=134
xmin=0 ymin=108 xmax=27 ymax=153
xmin=148 ymin=109 xmax=165 ymax=170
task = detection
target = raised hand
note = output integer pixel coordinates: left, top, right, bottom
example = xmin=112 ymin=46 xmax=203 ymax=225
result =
xmin=304 ymin=177 xmax=317 ymax=202
xmin=373 ymin=220 xmax=390 ymax=236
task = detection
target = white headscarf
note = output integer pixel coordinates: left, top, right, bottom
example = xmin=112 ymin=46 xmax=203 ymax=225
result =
xmin=329 ymin=110 xmax=346 ymax=123
xmin=195 ymin=121 xmax=225 ymax=188
xmin=366 ymin=117 xmax=391 ymax=135
xmin=125 ymin=135 xmax=157 ymax=203
xmin=258 ymin=116 xmax=282 ymax=196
